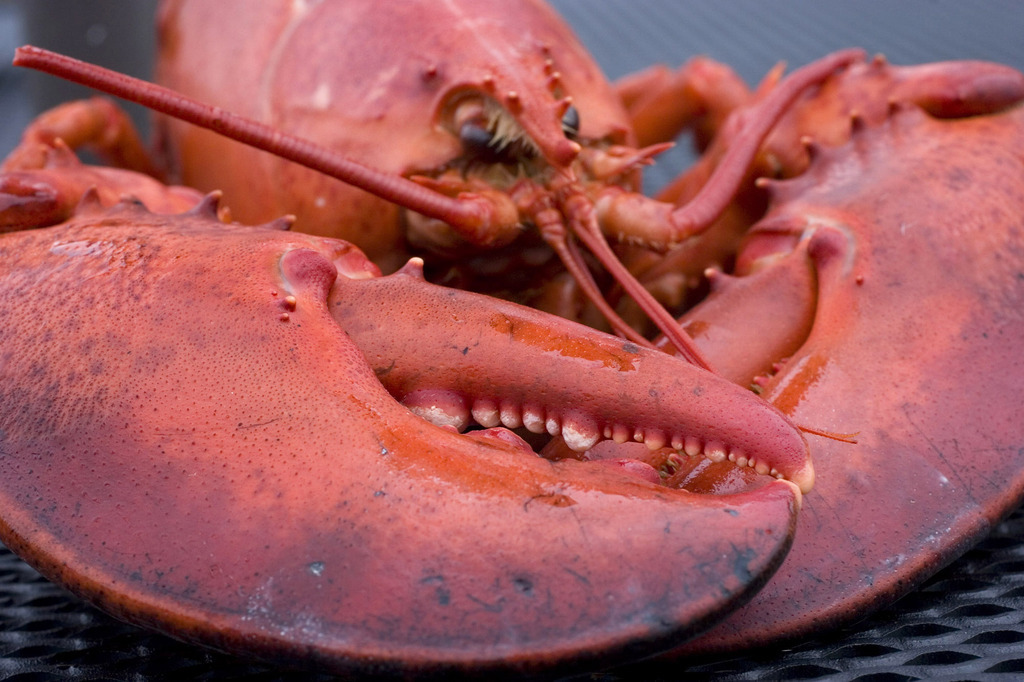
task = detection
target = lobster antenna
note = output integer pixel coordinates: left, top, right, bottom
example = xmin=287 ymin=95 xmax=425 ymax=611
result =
xmin=13 ymin=46 xmax=490 ymax=231
xmin=797 ymin=424 xmax=859 ymax=444
xmin=666 ymin=48 xmax=866 ymax=238
xmin=11 ymin=45 xmax=714 ymax=370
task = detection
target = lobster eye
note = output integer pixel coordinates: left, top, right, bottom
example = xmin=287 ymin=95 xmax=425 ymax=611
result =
xmin=561 ymin=105 xmax=580 ymax=140
xmin=451 ymin=95 xmax=539 ymax=165
xmin=459 ymin=122 xmax=511 ymax=164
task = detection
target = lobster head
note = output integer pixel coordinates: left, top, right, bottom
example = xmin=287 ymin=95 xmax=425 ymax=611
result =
xmin=156 ymin=0 xmax=634 ymax=261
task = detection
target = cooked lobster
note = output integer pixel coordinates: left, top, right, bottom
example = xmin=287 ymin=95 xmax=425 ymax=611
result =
xmin=1 ymin=0 xmax=1023 ymax=676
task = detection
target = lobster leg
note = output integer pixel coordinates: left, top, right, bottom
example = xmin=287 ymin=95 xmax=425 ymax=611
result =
xmin=0 ymin=97 xmax=209 ymax=231
xmin=11 ymin=47 xmax=494 ymax=234
xmin=512 ymin=51 xmax=860 ymax=348
xmin=612 ymin=54 xmax=1024 ymax=346
xmin=754 ymin=55 xmax=1024 ymax=179
xmin=595 ymin=49 xmax=865 ymax=249
xmin=614 ymin=57 xmax=756 ymax=150
xmin=0 ymin=139 xmax=208 ymax=231
xmin=0 ymin=197 xmax=809 ymax=675
xmin=1 ymin=96 xmax=161 ymax=178
xmin=9 ymin=46 xmax=856 ymax=361
xmin=600 ymin=55 xmax=1024 ymax=260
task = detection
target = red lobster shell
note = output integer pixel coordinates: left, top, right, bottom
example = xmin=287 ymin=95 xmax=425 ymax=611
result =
xmin=0 ymin=192 xmax=808 ymax=676
xmin=678 ymin=96 xmax=1024 ymax=655
xmin=2 ymin=0 xmax=1024 ymax=678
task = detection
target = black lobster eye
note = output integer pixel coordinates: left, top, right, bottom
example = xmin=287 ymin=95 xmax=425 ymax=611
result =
xmin=459 ymin=122 xmax=512 ymax=164
xmin=460 ymin=122 xmax=495 ymax=156
xmin=561 ymin=105 xmax=580 ymax=140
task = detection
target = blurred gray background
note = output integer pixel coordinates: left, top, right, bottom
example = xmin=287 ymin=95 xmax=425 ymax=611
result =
xmin=3 ymin=0 xmax=1024 ymax=191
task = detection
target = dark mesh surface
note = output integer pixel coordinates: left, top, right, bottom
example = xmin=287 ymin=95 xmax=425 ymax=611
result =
xmin=3 ymin=507 xmax=1024 ymax=681
xmin=2 ymin=1 xmax=1024 ymax=679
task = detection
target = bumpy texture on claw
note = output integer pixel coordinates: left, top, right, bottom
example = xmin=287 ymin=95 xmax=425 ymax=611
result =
xmin=0 ymin=200 xmax=806 ymax=676
xmin=679 ymin=102 xmax=1024 ymax=653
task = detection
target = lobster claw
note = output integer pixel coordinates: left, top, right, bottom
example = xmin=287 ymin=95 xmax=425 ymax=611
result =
xmin=0 ymin=196 xmax=808 ymax=675
xmin=673 ymin=101 xmax=1024 ymax=654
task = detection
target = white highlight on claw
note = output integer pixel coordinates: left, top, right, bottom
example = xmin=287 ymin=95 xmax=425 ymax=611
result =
xmin=562 ymin=422 xmax=600 ymax=452
xmin=413 ymin=388 xmax=795 ymax=484
xmin=50 ymin=240 xmax=110 ymax=257
xmin=612 ymin=425 xmax=630 ymax=444
xmin=522 ymin=408 xmax=545 ymax=434
xmin=471 ymin=401 xmax=501 ymax=428
xmin=499 ymin=405 xmax=522 ymax=429
xmin=545 ymin=416 xmax=560 ymax=436
xmin=705 ymin=442 xmax=727 ymax=463
xmin=644 ymin=430 xmax=667 ymax=451
xmin=312 ymin=82 xmax=331 ymax=110
xmin=407 ymin=405 xmax=468 ymax=432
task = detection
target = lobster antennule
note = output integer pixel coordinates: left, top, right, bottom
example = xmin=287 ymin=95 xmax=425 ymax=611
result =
xmin=524 ymin=49 xmax=863 ymax=365
xmin=560 ymin=187 xmax=716 ymax=369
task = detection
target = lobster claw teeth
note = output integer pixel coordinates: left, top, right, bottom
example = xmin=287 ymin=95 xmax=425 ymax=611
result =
xmin=330 ymin=260 xmax=814 ymax=493
xmin=469 ymin=398 xmax=502 ymax=428
xmin=401 ymin=389 xmax=471 ymax=431
xmin=559 ymin=414 xmax=602 ymax=452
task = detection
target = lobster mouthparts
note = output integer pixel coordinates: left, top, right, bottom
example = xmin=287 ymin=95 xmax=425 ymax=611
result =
xmin=0 ymin=196 xmax=808 ymax=675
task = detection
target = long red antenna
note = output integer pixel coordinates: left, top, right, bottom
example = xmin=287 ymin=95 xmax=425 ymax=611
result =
xmin=13 ymin=45 xmax=489 ymax=230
